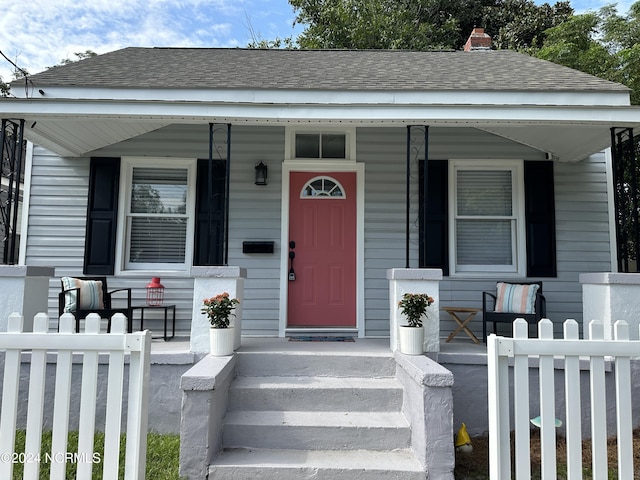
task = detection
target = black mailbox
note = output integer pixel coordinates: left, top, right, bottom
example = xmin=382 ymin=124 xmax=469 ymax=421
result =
xmin=242 ymin=241 xmax=275 ymax=254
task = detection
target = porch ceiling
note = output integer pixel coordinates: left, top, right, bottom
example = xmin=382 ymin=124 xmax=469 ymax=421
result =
xmin=2 ymin=99 xmax=640 ymax=161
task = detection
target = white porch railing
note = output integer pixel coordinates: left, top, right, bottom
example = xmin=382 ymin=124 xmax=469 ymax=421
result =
xmin=0 ymin=312 xmax=151 ymax=480
xmin=488 ymin=318 xmax=639 ymax=480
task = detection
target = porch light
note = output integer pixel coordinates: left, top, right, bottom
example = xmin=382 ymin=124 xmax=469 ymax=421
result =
xmin=146 ymin=277 xmax=165 ymax=307
xmin=255 ymin=161 xmax=268 ymax=185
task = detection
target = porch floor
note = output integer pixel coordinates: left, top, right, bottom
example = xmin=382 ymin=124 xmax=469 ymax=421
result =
xmin=147 ymin=335 xmax=488 ymax=363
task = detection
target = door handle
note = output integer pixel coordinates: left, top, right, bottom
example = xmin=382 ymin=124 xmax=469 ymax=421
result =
xmin=288 ymin=241 xmax=296 ymax=280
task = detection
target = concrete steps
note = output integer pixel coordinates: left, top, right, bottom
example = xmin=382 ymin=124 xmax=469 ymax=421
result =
xmin=209 ymin=349 xmax=424 ymax=479
xmin=210 ymin=448 xmax=425 ymax=480
xmin=228 ymin=375 xmax=403 ymax=411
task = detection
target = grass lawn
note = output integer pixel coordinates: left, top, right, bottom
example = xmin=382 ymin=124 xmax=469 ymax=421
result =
xmin=11 ymin=430 xmax=184 ymax=480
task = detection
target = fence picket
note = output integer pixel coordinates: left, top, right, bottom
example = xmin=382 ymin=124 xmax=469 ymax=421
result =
xmin=487 ymin=334 xmax=511 ymax=479
xmin=103 ymin=314 xmax=127 ymax=480
xmin=588 ymin=321 xmax=608 ymax=480
xmin=538 ymin=319 xmax=557 ymax=480
xmin=563 ymin=319 xmax=582 ymax=480
xmin=513 ymin=318 xmax=531 ymax=480
xmin=613 ymin=321 xmax=633 ymax=480
xmin=125 ymin=327 xmax=152 ymax=480
xmin=77 ymin=314 xmax=102 ymax=479
xmin=23 ymin=313 xmax=49 ymax=480
xmin=50 ymin=313 xmax=75 ymax=480
xmin=0 ymin=313 xmax=23 ymax=480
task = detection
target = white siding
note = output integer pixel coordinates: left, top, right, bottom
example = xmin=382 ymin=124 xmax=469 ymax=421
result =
xmin=24 ymin=125 xmax=614 ymax=338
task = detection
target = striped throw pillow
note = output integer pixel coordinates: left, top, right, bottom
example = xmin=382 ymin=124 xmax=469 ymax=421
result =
xmin=62 ymin=277 xmax=104 ymax=313
xmin=494 ymin=282 xmax=539 ymax=314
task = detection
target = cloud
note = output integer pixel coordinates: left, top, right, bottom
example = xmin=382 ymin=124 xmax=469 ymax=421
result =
xmin=0 ymin=0 xmax=255 ymax=81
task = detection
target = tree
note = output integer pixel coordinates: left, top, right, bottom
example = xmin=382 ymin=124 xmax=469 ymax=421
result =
xmin=482 ymin=0 xmax=573 ymax=49
xmin=532 ymin=2 xmax=640 ymax=105
xmin=49 ymin=50 xmax=97 ymax=68
xmin=287 ymin=0 xmax=571 ymax=50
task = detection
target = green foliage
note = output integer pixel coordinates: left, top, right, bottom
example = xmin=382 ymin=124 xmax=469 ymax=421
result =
xmin=49 ymin=50 xmax=97 ymax=69
xmin=398 ymin=293 xmax=434 ymax=327
xmin=11 ymin=430 xmax=183 ymax=479
xmin=482 ymin=0 xmax=573 ymax=49
xmin=531 ymin=1 xmax=640 ymax=104
xmin=201 ymin=292 xmax=240 ymax=328
xmin=285 ymin=0 xmax=571 ymax=50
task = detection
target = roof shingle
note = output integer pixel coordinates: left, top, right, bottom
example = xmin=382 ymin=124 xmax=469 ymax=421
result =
xmin=24 ymin=47 xmax=628 ymax=93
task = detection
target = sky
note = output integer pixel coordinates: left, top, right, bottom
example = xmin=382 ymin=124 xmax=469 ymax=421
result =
xmin=0 ymin=0 xmax=635 ymax=84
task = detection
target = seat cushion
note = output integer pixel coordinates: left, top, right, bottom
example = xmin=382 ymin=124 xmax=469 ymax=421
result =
xmin=61 ymin=277 xmax=104 ymax=313
xmin=495 ymin=282 xmax=539 ymax=314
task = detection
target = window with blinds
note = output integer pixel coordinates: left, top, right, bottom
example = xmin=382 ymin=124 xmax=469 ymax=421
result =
xmin=453 ymin=164 xmax=522 ymax=273
xmin=123 ymin=163 xmax=194 ymax=270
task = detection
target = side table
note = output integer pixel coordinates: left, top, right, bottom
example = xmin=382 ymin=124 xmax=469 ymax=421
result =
xmin=132 ymin=305 xmax=176 ymax=341
xmin=441 ymin=306 xmax=481 ymax=344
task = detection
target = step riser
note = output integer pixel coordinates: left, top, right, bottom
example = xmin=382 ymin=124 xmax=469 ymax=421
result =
xmin=223 ymin=425 xmax=411 ymax=451
xmin=235 ymin=353 xmax=396 ymax=378
xmin=229 ymin=387 xmax=403 ymax=412
xmin=209 ymin=466 xmax=426 ymax=480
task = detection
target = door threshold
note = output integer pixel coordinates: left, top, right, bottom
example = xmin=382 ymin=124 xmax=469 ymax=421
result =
xmin=285 ymin=328 xmax=358 ymax=336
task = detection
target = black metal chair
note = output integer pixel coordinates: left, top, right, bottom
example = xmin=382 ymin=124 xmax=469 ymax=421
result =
xmin=58 ymin=276 xmax=133 ymax=333
xmin=482 ymin=281 xmax=546 ymax=342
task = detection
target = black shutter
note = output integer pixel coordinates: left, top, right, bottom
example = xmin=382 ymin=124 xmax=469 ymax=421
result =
xmin=194 ymin=159 xmax=226 ymax=265
xmin=524 ymin=161 xmax=557 ymax=277
xmin=84 ymin=157 xmax=120 ymax=274
xmin=419 ymin=160 xmax=449 ymax=274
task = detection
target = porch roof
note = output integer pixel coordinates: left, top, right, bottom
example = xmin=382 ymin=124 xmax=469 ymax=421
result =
xmin=2 ymin=48 xmax=640 ymax=161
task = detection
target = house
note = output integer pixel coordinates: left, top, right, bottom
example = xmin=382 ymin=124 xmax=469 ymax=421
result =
xmin=2 ymin=28 xmax=640 ymax=479
xmin=1 ymin=31 xmax=639 ymax=341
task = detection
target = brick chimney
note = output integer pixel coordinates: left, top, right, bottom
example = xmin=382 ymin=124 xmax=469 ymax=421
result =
xmin=464 ymin=27 xmax=492 ymax=51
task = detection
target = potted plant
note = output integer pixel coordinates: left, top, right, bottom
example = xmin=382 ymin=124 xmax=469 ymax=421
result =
xmin=398 ymin=292 xmax=434 ymax=355
xmin=201 ymin=292 xmax=240 ymax=356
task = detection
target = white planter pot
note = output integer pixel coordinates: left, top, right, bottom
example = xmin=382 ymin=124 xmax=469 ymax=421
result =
xmin=209 ymin=327 xmax=235 ymax=356
xmin=398 ymin=325 xmax=425 ymax=355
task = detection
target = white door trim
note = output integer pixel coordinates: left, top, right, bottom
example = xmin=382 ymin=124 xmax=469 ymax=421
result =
xmin=279 ymin=160 xmax=365 ymax=337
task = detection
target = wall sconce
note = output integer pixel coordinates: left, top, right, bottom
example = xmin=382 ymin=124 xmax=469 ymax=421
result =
xmin=255 ymin=161 xmax=268 ymax=185
xmin=146 ymin=277 xmax=165 ymax=306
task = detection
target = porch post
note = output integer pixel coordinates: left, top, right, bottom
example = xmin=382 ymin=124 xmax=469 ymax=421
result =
xmin=388 ymin=268 xmax=442 ymax=352
xmin=580 ymin=272 xmax=640 ymax=340
xmin=0 ymin=266 xmax=54 ymax=332
xmin=190 ymin=266 xmax=246 ymax=354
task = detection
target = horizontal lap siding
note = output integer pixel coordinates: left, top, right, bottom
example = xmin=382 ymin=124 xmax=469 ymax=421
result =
xmin=26 ymin=125 xmax=284 ymax=336
xmin=358 ymin=127 xmax=610 ymax=339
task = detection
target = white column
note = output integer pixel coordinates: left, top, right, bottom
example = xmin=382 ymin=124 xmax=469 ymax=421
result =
xmin=0 ymin=266 xmax=55 ymax=332
xmin=580 ymin=272 xmax=640 ymax=340
xmin=190 ymin=266 xmax=246 ymax=354
xmin=387 ymin=268 xmax=442 ymax=352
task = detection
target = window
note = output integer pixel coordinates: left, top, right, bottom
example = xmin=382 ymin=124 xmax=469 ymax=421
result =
xmin=451 ymin=161 xmax=525 ymax=274
xmin=295 ymin=133 xmax=346 ymax=159
xmin=119 ymin=158 xmax=195 ymax=271
xmin=301 ymin=176 xmax=346 ymax=198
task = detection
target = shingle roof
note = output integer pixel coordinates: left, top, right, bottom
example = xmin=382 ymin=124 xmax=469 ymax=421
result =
xmin=24 ymin=47 xmax=628 ymax=93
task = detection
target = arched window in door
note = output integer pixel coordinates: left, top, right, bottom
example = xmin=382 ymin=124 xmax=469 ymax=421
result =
xmin=300 ymin=176 xmax=346 ymax=198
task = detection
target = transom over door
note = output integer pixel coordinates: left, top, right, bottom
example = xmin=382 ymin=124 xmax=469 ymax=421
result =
xmin=287 ymin=172 xmax=357 ymax=327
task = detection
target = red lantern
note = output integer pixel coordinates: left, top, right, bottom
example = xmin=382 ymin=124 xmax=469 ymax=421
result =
xmin=146 ymin=277 xmax=165 ymax=306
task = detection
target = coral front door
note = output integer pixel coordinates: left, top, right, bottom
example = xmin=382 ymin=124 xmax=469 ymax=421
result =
xmin=287 ymin=172 xmax=357 ymax=328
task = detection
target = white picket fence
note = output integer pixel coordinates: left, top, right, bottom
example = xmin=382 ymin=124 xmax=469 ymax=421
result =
xmin=0 ymin=312 xmax=151 ymax=480
xmin=488 ymin=317 xmax=640 ymax=480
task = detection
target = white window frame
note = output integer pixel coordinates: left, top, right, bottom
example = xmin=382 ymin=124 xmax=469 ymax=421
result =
xmin=285 ymin=127 xmax=357 ymax=162
xmin=449 ymin=159 xmax=526 ymax=276
xmin=116 ymin=157 xmax=197 ymax=275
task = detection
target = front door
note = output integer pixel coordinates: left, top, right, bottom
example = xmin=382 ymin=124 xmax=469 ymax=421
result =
xmin=287 ymin=172 xmax=357 ymax=327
